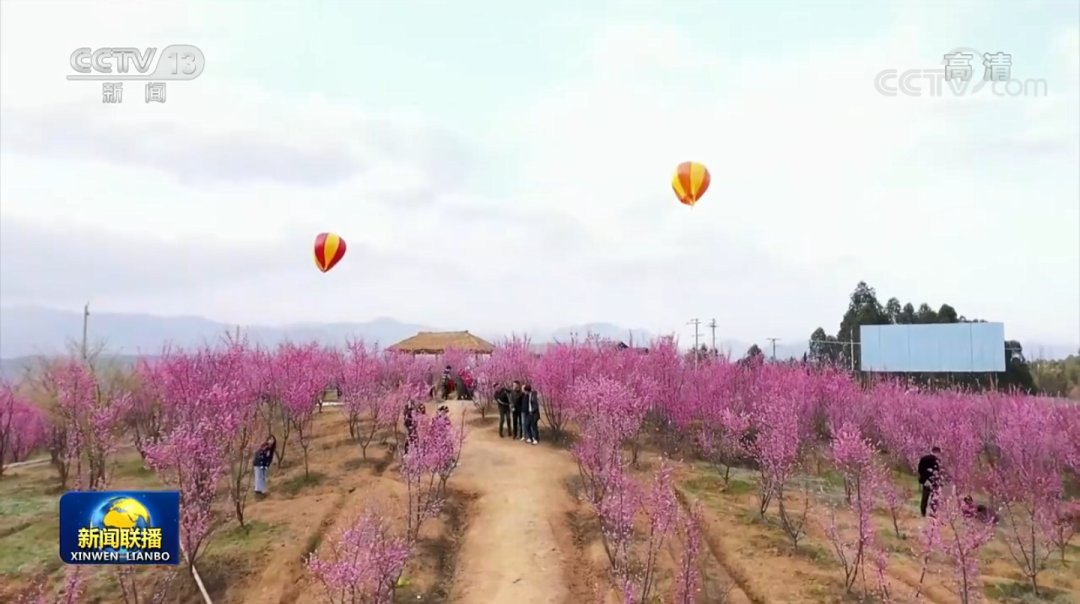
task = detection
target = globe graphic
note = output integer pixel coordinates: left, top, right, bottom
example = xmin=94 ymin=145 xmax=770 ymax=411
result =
xmin=89 ymin=497 xmax=153 ymax=553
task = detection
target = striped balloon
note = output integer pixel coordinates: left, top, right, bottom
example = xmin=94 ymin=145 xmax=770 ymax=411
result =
xmin=313 ymin=232 xmax=347 ymax=273
xmin=671 ymin=161 xmax=711 ymax=207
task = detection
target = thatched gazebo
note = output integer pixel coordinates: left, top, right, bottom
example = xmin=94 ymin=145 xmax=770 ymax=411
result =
xmin=387 ymin=330 xmax=495 ymax=355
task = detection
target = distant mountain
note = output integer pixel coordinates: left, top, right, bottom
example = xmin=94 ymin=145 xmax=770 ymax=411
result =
xmin=0 ymin=306 xmax=658 ymax=360
xmin=0 ymin=305 xmax=432 ymax=359
xmin=3 ymin=305 xmax=1068 ymax=365
xmin=0 ymin=354 xmax=147 ymax=381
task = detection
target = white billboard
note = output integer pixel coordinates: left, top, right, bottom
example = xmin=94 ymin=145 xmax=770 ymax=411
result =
xmin=859 ymin=323 xmax=1006 ymax=373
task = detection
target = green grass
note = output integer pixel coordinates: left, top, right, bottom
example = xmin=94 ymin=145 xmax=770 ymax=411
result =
xmin=0 ymin=518 xmax=61 ymax=575
xmin=204 ymin=520 xmax=281 ymax=558
xmin=681 ymin=466 xmax=756 ymax=498
xmin=725 ymin=478 xmax=756 ymax=495
xmin=279 ymin=471 xmax=326 ymax=497
xmin=0 ymin=470 xmax=60 ymax=498
xmin=0 ymin=478 xmax=60 ymax=578
xmin=112 ymin=456 xmax=156 ymax=482
xmin=737 ymin=507 xmax=764 ymax=525
xmin=819 ymin=469 xmax=846 ymax=489
xmin=0 ymin=493 xmax=55 ymax=525
xmin=682 ymin=474 xmax=724 ymax=499
xmin=985 ymin=580 xmax=1075 ymax=603
xmin=796 ymin=542 xmax=834 ymax=567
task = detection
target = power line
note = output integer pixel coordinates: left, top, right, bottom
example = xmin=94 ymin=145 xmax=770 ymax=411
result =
xmin=707 ymin=319 xmax=717 ymax=351
xmin=807 ymin=337 xmax=859 ymax=371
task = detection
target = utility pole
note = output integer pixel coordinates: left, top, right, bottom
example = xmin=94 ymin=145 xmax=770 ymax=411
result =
xmin=687 ymin=318 xmax=702 ymax=354
xmin=766 ymin=337 xmax=780 ymax=360
xmin=707 ymin=319 xmax=717 ymax=352
xmin=80 ymin=302 xmax=90 ymax=362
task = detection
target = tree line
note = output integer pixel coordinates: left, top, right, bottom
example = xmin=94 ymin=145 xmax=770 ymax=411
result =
xmin=1031 ymin=356 xmax=1080 ymax=399
xmin=804 ymin=281 xmax=1040 ymax=394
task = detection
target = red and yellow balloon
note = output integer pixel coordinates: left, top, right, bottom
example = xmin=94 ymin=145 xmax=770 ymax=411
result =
xmin=313 ymin=232 xmax=347 ymax=273
xmin=671 ymin=161 xmax=710 ymax=207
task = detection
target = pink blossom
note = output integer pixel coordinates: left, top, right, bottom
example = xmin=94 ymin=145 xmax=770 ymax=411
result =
xmin=145 ymin=384 xmax=236 ymax=571
xmin=823 ymin=422 xmax=889 ymax=597
xmin=38 ymin=360 xmax=129 ymax=490
xmin=0 ymin=383 xmax=47 ymax=475
xmin=400 ymin=408 xmax=463 ymax=542
xmin=985 ymin=396 xmax=1066 ymax=596
xmin=922 ymin=484 xmax=996 ymax=603
xmin=307 ymin=510 xmax=411 ymax=604
xmin=673 ymin=502 xmax=703 ymax=604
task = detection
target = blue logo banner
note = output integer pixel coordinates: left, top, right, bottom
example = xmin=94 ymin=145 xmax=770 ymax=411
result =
xmin=58 ymin=491 xmax=180 ymax=565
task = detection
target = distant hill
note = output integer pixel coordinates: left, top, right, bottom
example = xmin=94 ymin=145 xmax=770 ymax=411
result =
xmin=0 ymin=354 xmax=148 ymax=381
xmin=4 ymin=305 xmax=1066 ymax=368
xmin=0 ymin=306 xmax=659 ymax=361
xmin=0 ymin=305 xmax=433 ymax=359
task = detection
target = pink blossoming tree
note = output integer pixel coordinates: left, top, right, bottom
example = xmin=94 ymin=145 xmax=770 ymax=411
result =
xmin=306 ymin=510 xmax=411 ymax=604
xmin=822 ymin=423 xmax=889 ymax=598
xmin=0 ymin=382 xmax=47 ymax=477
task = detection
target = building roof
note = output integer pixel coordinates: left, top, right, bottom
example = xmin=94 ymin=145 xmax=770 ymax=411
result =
xmin=387 ymin=330 xmax=495 ymax=354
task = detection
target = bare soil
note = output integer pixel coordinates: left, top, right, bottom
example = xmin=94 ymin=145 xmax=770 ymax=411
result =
xmin=446 ymin=399 xmax=600 ymax=603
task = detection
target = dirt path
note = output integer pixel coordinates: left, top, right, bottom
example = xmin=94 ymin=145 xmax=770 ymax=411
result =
xmin=447 ymin=402 xmax=582 ymax=604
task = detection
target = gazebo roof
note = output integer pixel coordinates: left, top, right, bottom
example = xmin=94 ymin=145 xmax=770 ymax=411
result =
xmin=387 ymin=330 xmax=495 ymax=354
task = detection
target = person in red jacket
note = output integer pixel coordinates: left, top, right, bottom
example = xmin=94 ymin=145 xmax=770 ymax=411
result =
xmin=459 ymin=367 xmax=475 ymax=400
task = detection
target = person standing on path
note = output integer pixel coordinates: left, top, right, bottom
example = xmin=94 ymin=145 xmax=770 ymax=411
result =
xmin=253 ymin=435 xmax=276 ymax=497
xmin=523 ymin=384 xmax=540 ymax=445
xmin=404 ymin=400 xmax=420 ymax=454
xmin=494 ymin=382 xmax=512 ymax=438
xmin=509 ymin=380 xmax=525 ymax=440
xmin=439 ymin=365 xmax=453 ymax=400
xmin=918 ymin=446 xmax=942 ymax=517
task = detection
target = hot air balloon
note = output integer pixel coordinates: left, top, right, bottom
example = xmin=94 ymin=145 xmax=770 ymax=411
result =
xmin=671 ymin=161 xmax=710 ymax=207
xmin=313 ymin=232 xmax=346 ymax=273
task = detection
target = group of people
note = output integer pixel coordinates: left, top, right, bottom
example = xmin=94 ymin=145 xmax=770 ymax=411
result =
xmin=433 ymin=364 xmax=475 ymax=401
xmin=492 ymin=380 xmax=541 ymax=444
xmin=917 ymin=446 xmax=998 ymax=524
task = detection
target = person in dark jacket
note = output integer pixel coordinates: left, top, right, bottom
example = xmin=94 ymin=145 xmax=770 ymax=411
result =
xmin=523 ymin=384 xmax=540 ymax=445
xmin=494 ymin=382 xmax=512 ymax=437
xmin=439 ymin=365 xmax=453 ymax=400
xmin=253 ymin=435 xmax=276 ymax=497
xmin=918 ymin=446 xmax=942 ymax=517
xmin=508 ymin=381 xmax=525 ymax=440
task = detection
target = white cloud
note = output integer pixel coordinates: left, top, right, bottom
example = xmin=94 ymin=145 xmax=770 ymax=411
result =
xmin=0 ymin=3 xmax=1076 ymax=347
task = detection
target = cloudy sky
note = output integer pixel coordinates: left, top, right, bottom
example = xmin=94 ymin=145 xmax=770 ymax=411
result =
xmin=0 ymin=0 xmax=1077 ymax=347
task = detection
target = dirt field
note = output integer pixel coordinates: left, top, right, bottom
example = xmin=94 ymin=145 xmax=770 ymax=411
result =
xmin=1 ymin=400 xmax=1078 ymax=603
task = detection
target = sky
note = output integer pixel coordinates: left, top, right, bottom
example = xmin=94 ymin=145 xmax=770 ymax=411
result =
xmin=0 ymin=0 xmax=1077 ymax=348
